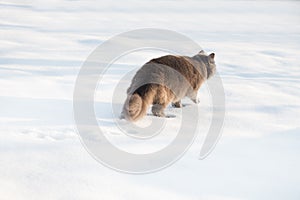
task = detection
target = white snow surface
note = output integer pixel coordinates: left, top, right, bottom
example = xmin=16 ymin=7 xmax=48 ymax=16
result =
xmin=0 ymin=0 xmax=300 ymax=199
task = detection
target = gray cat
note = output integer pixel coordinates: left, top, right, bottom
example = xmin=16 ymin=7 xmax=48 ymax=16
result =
xmin=121 ymin=50 xmax=216 ymax=121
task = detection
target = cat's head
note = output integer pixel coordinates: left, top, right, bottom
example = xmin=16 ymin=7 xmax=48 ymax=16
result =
xmin=197 ymin=50 xmax=216 ymax=79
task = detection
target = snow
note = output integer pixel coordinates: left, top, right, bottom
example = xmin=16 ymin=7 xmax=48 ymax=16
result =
xmin=1 ymin=0 xmax=300 ymax=199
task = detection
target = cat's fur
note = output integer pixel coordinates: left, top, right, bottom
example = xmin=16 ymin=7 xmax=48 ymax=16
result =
xmin=121 ymin=50 xmax=216 ymax=121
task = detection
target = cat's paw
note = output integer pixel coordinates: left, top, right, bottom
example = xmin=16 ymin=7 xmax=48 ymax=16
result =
xmin=153 ymin=112 xmax=166 ymax=118
xmin=172 ymin=102 xmax=182 ymax=108
xmin=192 ymin=97 xmax=200 ymax=104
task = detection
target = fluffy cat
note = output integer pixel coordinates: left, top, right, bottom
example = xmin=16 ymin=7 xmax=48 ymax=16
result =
xmin=121 ymin=50 xmax=216 ymax=121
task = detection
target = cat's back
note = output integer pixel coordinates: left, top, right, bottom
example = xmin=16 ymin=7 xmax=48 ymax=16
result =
xmin=147 ymin=55 xmax=196 ymax=79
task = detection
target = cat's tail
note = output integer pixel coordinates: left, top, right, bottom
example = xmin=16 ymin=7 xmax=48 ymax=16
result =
xmin=121 ymin=93 xmax=149 ymax=121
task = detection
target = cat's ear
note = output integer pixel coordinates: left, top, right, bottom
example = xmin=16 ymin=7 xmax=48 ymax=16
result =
xmin=209 ymin=53 xmax=215 ymax=59
xmin=199 ymin=50 xmax=205 ymax=54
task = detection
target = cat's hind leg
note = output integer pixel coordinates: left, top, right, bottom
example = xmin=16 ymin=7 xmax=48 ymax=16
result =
xmin=152 ymin=103 xmax=167 ymax=117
